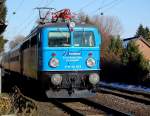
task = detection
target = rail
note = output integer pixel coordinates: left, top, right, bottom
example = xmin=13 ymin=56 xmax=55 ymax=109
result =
xmin=80 ymin=98 xmax=130 ymax=116
xmin=99 ymin=83 xmax=150 ymax=105
xmin=49 ymin=98 xmax=130 ymax=116
xmin=49 ymin=99 xmax=84 ymax=116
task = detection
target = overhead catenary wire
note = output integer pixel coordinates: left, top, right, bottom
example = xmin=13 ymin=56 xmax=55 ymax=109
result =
xmin=75 ymin=0 xmax=97 ymax=13
xmin=13 ymin=0 xmax=25 ymax=14
xmin=91 ymin=0 xmax=121 ymax=14
xmin=45 ymin=0 xmax=55 ymax=7
xmin=102 ymin=0 xmax=122 ymax=13
xmin=6 ymin=0 xmax=26 ymax=37
xmin=8 ymin=0 xmax=25 ymax=21
xmin=13 ymin=0 xmax=55 ymax=36
xmin=99 ymin=0 xmax=105 ymax=12
xmin=15 ymin=13 xmax=38 ymax=35
xmin=10 ymin=0 xmax=47 ymax=36
xmin=101 ymin=0 xmax=105 ymax=5
xmin=17 ymin=14 xmax=38 ymax=35
xmin=7 ymin=0 xmax=123 ymax=41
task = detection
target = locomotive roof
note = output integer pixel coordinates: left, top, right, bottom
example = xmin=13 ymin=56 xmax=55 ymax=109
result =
xmin=7 ymin=22 xmax=97 ymax=53
xmin=28 ymin=22 xmax=98 ymax=38
xmin=38 ymin=22 xmax=97 ymax=28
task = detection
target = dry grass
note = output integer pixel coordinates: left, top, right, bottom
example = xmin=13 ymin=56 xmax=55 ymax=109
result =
xmin=0 ymin=93 xmax=14 ymax=115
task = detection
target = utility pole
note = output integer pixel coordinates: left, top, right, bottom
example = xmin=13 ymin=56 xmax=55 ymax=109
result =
xmin=0 ymin=69 xmax=1 ymax=94
xmin=0 ymin=54 xmax=1 ymax=94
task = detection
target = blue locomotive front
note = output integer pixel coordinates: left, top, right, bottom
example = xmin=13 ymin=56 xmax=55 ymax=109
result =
xmin=39 ymin=22 xmax=101 ymax=98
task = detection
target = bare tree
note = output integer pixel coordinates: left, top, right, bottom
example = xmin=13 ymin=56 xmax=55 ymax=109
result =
xmin=78 ymin=11 xmax=85 ymax=22
xmin=9 ymin=35 xmax=25 ymax=49
xmin=77 ymin=13 xmax=121 ymax=56
xmin=93 ymin=15 xmax=123 ymax=36
xmin=77 ymin=13 xmax=123 ymax=36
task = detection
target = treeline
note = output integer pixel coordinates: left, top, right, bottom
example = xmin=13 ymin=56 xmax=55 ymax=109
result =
xmin=79 ymin=13 xmax=150 ymax=86
xmin=101 ymin=35 xmax=150 ymax=86
xmin=0 ymin=0 xmax=7 ymax=52
xmin=135 ymin=24 xmax=150 ymax=43
xmin=101 ymin=26 xmax=150 ymax=87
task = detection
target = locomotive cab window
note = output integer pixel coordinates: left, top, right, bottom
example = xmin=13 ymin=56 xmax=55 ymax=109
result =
xmin=48 ymin=31 xmax=70 ymax=47
xmin=73 ymin=31 xmax=95 ymax=47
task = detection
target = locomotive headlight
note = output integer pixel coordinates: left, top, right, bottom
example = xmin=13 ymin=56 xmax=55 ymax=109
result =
xmin=49 ymin=58 xmax=59 ymax=68
xmin=51 ymin=74 xmax=62 ymax=85
xmin=69 ymin=22 xmax=75 ymax=28
xmin=89 ymin=73 xmax=100 ymax=85
xmin=87 ymin=58 xmax=96 ymax=67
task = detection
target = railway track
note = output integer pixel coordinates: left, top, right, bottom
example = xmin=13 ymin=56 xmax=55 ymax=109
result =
xmin=49 ymin=98 xmax=130 ymax=116
xmin=49 ymin=99 xmax=84 ymax=116
xmin=99 ymin=83 xmax=150 ymax=105
xmin=8 ymin=86 xmax=135 ymax=116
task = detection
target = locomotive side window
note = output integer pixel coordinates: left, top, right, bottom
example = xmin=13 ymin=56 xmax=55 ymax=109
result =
xmin=31 ymin=35 xmax=37 ymax=47
xmin=73 ymin=31 xmax=95 ymax=47
xmin=48 ymin=31 xmax=70 ymax=47
xmin=38 ymin=33 xmax=41 ymax=47
xmin=22 ymin=40 xmax=30 ymax=50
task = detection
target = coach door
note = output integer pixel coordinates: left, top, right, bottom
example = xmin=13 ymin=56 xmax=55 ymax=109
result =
xmin=20 ymin=45 xmax=23 ymax=75
xmin=30 ymin=34 xmax=38 ymax=79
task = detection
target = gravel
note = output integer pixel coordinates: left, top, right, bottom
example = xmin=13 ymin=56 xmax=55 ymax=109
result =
xmin=64 ymin=102 xmax=105 ymax=115
xmin=2 ymin=91 xmax=150 ymax=116
xmin=21 ymin=92 xmax=150 ymax=116
xmin=36 ymin=101 xmax=67 ymax=116
xmin=92 ymin=93 xmax=150 ymax=116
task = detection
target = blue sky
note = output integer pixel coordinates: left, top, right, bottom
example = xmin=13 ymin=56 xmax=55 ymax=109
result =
xmin=4 ymin=0 xmax=150 ymax=41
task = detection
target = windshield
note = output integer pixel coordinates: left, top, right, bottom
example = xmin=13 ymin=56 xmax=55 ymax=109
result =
xmin=73 ymin=31 xmax=95 ymax=47
xmin=48 ymin=31 xmax=95 ymax=47
xmin=48 ymin=31 xmax=70 ymax=47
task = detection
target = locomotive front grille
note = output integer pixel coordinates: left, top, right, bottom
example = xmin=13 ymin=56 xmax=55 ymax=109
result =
xmin=61 ymin=73 xmax=86 ymax=89
xmin=39 ymin=71 xmax=99 ymax=89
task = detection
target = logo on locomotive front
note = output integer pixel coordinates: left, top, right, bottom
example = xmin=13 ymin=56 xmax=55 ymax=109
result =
xmin=62 ymin=51 xmax=82 ymax=69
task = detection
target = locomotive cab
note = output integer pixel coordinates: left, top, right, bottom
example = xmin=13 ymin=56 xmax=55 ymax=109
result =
xmin=39 ymin=22 xmax=101 ymax=98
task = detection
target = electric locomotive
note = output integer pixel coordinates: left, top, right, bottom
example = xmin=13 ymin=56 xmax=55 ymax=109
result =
xmin=1 ymin=9 xmax=101 ymax=98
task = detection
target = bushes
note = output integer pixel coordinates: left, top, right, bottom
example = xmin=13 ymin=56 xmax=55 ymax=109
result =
xmin=101 ymin=37 xmax=150 ymax=85
xmin=101 ymin=52 xmax=124 ymax=82
xmin=101 ymin=36 xmax=125 ymax=82
xmin=121 ymin=41 xmax=150 ymax=83
xmin=0 ymin=94 xmax=13 ymax=115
